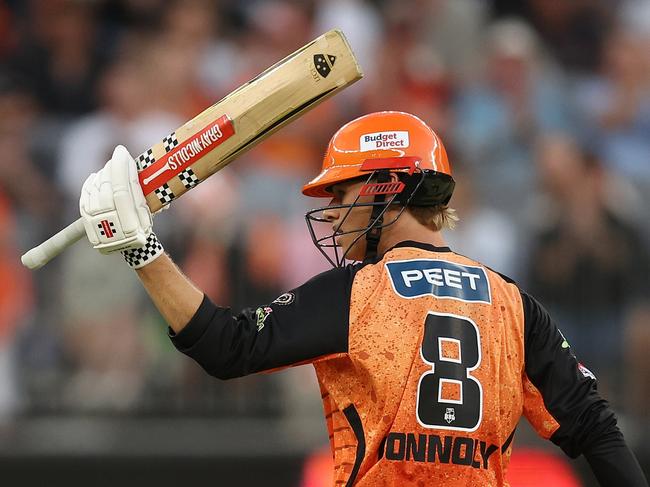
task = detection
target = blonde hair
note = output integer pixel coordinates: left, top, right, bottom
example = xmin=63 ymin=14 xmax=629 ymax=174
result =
xmin=407 ymin=205 xmax=459 ymax=231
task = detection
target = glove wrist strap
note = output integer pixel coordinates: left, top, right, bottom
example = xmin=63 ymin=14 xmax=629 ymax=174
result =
xmin=121 ymin=233 xmax=164 ymax=269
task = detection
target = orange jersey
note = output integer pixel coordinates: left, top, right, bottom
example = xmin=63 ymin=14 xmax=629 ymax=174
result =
xmin=314 ymin=244 xmax=555 ymax=486
xmin=172 ymin=241 xmax=629 ymax=486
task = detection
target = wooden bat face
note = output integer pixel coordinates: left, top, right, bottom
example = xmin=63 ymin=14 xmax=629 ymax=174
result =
xmin=132 ymin=29 xmax=363 ymax=214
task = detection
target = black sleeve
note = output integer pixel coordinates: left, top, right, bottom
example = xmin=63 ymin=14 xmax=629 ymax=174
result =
xmin=583 ymin=429 xmax=649 ymax=487
xmin=168 ymin=264 xmax=357 ymax=380
xmin=522 ymin=291 xmax=648 ymax=486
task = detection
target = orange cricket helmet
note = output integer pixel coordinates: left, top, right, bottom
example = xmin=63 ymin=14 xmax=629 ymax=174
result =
xmin=303 ymin=111 xmax=455 ymax=267
xmin=302 ymin=110 xmax=453 ymax=203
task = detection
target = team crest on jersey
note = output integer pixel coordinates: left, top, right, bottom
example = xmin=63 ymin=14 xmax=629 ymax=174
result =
xmin=386 ymin=259 xmax=491 ymax=303
xmin=444 ymin=408 xmax=456 ymax=424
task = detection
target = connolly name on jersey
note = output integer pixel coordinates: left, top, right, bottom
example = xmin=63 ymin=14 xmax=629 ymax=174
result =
xmin=378 ymin=430 xmax=514 ymax=471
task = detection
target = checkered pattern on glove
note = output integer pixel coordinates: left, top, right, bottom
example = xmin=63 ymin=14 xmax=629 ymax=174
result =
xmin=121 ymin=233 xmax=164 ymax=269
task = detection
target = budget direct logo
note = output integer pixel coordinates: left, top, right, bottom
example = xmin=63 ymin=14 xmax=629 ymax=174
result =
xmin=360 ymin=131 xmax=409 ymax=151
xmin=386 ymin=259 xmax=491 ymax=304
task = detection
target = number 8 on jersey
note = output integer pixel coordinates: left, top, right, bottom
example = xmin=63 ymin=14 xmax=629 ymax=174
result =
xmin=416 ymin=312 xmax=483 ymax=431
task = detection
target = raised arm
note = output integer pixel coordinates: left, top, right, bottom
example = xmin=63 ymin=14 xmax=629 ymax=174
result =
xmin=76 ymin=145 xmax=204 ymax=333
xmin=76 ymin=144 xmax=354 ymax=379
xmin=136 ymin=253 xmax=203 ymax=334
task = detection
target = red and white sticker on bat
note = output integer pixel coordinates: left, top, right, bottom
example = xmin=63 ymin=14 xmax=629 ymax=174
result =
xmin=138 ymin=115 xmax=235 ymax=195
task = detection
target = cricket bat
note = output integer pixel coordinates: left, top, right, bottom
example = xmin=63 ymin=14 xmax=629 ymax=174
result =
xmin=21 ymin=29 xmax=363 ymax=269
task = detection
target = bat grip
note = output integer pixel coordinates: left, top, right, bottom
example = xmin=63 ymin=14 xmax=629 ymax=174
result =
xmin=21 ymin=218 xmax=86 ymax=269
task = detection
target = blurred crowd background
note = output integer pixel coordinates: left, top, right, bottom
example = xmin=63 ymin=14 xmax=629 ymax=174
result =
xmin=0 ymin=0 xmax=648 ymax=485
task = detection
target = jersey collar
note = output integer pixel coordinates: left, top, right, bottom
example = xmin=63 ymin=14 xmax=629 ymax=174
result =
xmin=361 ymin=240 xmax=452 ymax=266
xmin=389 ymin=240 xmax=452 ymax=253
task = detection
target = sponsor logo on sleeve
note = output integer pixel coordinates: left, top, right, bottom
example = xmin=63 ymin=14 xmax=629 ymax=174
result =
xmin=558 ymin=329 xmax=571 ymax=349
xmin=255 ymin=306 xmax=273 ymax=332
xmin=272 ymin=292 xmax=295 ymax=306
xmin=360 ymin=131 xmax=409 ymax=151
xmin=578 ymin=363 xmax=596 ymax=380
xmin=386 ymin=259 xmax=491 ymax=304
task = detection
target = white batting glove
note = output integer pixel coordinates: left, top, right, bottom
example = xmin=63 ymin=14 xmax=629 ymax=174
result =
xmin=79 ymin=145 xmax=164 ymax=269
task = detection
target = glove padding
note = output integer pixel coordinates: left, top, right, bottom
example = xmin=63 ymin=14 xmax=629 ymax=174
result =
xmin=80 ymin=145 xmax=164 ymax=268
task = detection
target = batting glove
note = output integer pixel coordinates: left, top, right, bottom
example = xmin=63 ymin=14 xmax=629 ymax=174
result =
xmin=79 ymin=145 xmax=165 ymax=269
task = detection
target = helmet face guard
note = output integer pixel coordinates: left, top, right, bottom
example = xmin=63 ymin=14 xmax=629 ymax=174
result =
xmin=305 ymin=197 xmax=406 ymax=268
xmin=305 ymin=157 xmax=452 ymax=267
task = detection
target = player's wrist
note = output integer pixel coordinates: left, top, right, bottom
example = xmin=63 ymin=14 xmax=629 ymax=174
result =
xmin=121 ymin=232 xmax=165 ymax=269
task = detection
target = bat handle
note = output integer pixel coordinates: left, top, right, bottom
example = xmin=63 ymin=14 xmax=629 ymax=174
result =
xmin=21 ymin=218 xmax=86 ymax=270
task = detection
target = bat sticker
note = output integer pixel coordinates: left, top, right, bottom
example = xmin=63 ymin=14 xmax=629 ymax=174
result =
xmin=163 ymin=132 xmax=179 ymax=152
xmin=137 ymin=148 xmax=156 ymax=170
xmin=154 ymin=183 xmax=175 ymax=205
xmin=139 ymin=116 xmax=235 ymax=195
xmin=143 ymin=162 xmax=171 ymax=186
xmin=179 ymin=168 xmax=200 ymax=189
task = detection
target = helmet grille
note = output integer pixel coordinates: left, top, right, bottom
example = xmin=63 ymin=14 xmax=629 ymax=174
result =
xmin=360 ymin=181 xmax=405 ymax=196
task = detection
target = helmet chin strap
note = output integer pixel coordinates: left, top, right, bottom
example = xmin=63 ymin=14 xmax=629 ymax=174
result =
xmin=363 ymin=171 xmax=391 ymax=263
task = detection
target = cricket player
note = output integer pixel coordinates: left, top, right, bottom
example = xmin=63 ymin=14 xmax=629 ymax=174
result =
xmin=78 ymin=111 xmax=648 ymax=486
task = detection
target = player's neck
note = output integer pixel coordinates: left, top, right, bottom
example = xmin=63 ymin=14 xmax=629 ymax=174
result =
xmin=378 ymin=214 xmax=447 ymax=255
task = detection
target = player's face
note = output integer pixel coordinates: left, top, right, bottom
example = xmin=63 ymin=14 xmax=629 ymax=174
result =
xmin=322 ymin=180 xmax=373 ymax=261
